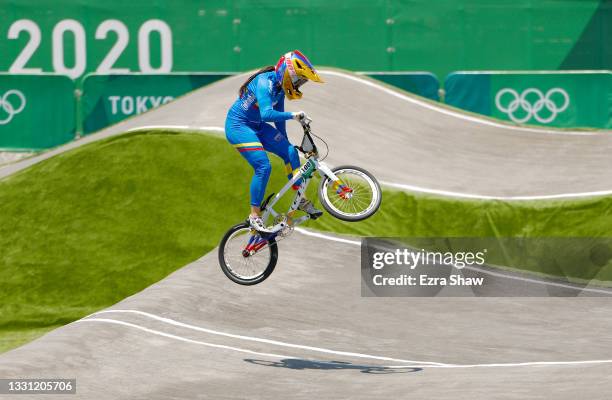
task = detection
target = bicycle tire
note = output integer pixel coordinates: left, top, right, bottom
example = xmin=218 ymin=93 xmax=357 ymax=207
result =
xmin=218 ymin=222 xmax=278 ymax=285
xmin=318 ymin=165 xmax=382 ymax=222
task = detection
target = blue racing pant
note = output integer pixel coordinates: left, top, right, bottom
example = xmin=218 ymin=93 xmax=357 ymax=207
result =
xmin=226 ymin=120 xmax=301 ymax=207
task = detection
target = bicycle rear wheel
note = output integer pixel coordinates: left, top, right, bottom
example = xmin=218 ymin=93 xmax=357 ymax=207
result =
xmin=218 ymin=222 xmax=278 ymax=285
xmin=319 ymin=165 xmax=382 ymax=222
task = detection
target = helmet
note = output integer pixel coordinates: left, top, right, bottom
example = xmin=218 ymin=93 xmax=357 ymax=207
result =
xmin=274 ymin=50 xmax=323 ymax=100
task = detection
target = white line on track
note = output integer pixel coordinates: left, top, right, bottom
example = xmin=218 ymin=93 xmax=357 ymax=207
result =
xmin=294 ymin=228 xmax=612 ymax=295
xmin=80 ymin=318 xmax=290 ymax=359
xmin=294 ymin=227 xmax=360 ymax=246
xmin=389 ymin=359 xmax=612 ymax=369
xmin=80 ymin=312 xmax=612 ymax=369
xmin=379 ymin=180 xmax=612 ymax=200
xmin=321 ymin=70 xmax=605 ymax=136
xmin=126 ymin=125 xmax=225 ymax=133
xmin=320 ymin=70 xmax=612 ymax=199
xmin=87 ymin=309 xmax=444 ymax=366
xmin=123 ymin=123 xmax=612 ymax=200
xmin=460 ymin=264 xmax=612 ymax=295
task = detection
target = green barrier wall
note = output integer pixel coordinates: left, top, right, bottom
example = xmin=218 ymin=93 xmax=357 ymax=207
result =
xmin=362 ymin=72 xmax=439 ymax=101
xmin=0 ymin=74 xmax=75 ymax=150
xmin=445 ymin=72 xmax=612 ymax=129
xmin=0 ymin=1 xmax=608 ymax=80
xmin=81 ymin=73 xmax=231 ymax=134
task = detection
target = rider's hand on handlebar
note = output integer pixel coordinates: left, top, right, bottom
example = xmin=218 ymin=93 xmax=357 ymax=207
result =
xmin=292 ymin=111 xmax=312 ymax=125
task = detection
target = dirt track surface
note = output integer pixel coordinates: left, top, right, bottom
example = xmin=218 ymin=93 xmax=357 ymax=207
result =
xmin=1 ymin=71 xmax=611 ymax=399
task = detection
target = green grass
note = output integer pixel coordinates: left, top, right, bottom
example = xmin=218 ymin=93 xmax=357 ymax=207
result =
xmin=0 ymin=326 xmax=60 ymax=354
xmin=1 ymin=129 xmax=611 ymax=353
xmin=310 ymin=191 xmax=612 ymax=283
xmin=0 ymin=130 xmax=295 ymax=353
xmin=312 ymin=188 xmax=612 ymax=237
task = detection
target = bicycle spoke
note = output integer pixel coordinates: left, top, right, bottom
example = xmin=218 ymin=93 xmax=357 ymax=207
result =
xmin=223 ymin=229 xmax=272 ymax=280
xmin=323 ymin=169 xmax=378 ymax=218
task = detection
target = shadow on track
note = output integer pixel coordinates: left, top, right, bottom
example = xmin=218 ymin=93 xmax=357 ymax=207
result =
xmin=244 ymin=358 xmax=422 ymax=374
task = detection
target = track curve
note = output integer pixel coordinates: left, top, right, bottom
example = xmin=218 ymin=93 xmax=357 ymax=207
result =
xmin=1 ymin=232 xmax=612 ymax=399
xmin=2 ymin=70 xmax=612 ymax=198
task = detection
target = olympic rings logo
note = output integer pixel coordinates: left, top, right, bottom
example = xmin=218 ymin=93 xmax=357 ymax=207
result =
xmin=0 ymin=89 xmax=26 ymax=125
xmin=495 ymin=88 xmax=570 ymax=124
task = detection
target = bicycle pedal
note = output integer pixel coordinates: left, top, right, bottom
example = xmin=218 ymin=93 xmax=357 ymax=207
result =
xmin=308 ymin=211 xmax=323 ymax=220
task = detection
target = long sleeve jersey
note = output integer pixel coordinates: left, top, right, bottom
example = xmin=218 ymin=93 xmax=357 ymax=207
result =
xmin=226 ymin=71 xmax=293 ymax=135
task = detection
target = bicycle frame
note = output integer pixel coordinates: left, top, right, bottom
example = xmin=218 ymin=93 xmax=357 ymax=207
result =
xmin=261 ymin=127 xmax=342 ymax=232
xmin=222 ymin=121 xmax=380 ymax=282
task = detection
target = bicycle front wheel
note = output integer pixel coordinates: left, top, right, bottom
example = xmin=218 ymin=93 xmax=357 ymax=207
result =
xmin=218 ymin=222 xmax=278 ymax=285
xmin=318 ymin=165 xmax=382 ymax=222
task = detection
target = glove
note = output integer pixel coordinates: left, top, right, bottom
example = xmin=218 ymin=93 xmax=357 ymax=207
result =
xmin=292 ymin=111 xmax=312 ymax=125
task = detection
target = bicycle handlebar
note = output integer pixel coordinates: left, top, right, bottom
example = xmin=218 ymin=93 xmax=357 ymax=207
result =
xmin=298 ymin=115 xmax=312 ymax=129
xmin=296 ymin=119 xmax=318 ymax=156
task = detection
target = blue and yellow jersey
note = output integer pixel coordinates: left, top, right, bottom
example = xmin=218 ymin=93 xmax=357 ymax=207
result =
xmin=226 ymin=71 xmax=294 ymax=135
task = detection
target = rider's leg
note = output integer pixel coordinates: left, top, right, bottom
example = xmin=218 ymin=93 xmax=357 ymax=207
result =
xmin=257 ymin=124 xmax=301 ymax=187
xmin=225 ymin=122 xmax=272 ymax=217
xmin=245 ymin=152 xmax=272 ymax=214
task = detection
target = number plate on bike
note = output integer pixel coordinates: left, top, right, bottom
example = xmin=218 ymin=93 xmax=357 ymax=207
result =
xmin=300 ymin=159 xmax=314 ymax=176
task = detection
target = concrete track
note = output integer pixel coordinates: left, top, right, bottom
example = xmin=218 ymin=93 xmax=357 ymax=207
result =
xmin=2 ymin=70 xmax=612 ymax=198
xmin=1 ymin=71 xmax=611 ymax=399
xmin=1 ymin=232 xmax=612 ymax=399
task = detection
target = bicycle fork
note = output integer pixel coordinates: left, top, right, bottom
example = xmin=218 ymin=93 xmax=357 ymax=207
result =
xmin=242 ymin=234 xmax=269 ymax=257
xmin=318 ymin=161 xmax=353 ymax=199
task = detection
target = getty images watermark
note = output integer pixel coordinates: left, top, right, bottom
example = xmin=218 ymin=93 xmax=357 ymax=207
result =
xmin=361 ymin=238 xmax=612 ymax=297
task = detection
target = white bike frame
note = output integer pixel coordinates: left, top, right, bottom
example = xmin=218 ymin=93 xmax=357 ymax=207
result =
xmin=261 ymin=152 xmax=340 ymax=232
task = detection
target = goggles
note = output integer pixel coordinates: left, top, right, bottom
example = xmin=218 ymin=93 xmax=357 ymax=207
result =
xmin=294 ymin=78 xmax=308 ymax=89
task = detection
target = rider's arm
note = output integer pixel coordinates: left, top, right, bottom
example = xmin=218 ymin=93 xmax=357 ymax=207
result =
xmin=274 ymin=98 xmax=288 ymax=136
xmin=256 ymin=76 xmax=293 ymax=123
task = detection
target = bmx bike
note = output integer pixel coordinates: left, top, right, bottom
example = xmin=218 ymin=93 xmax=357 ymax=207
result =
xmin=218 ymin=119 xmax=382 ymax=285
